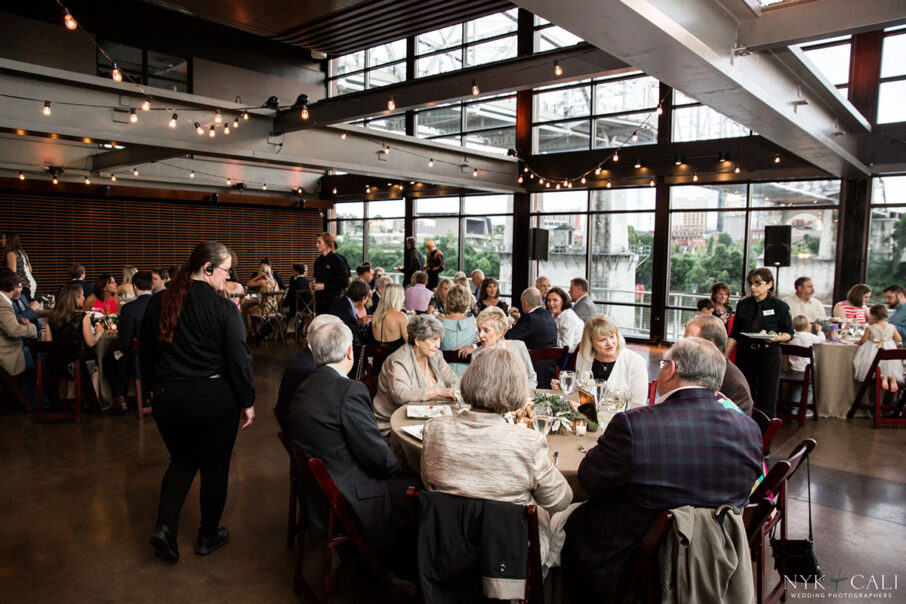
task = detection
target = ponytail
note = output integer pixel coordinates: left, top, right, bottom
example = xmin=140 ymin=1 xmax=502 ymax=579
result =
xmin=157 ymin=241 xmax=230 ymax=344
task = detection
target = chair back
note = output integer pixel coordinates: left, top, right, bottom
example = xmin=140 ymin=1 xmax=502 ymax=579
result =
xmin=27 ymin=340 xmax=98 ymax=423
xmin=751 ymin=438 xmax=816 ymax=501
xmin=360 ymin=344 xmax=401 ymax=379
xmin=442 ymin=349 xmax=470 ymax=365
xmin=743 ymin=497 xmax=776 ymax=546
xmin=611 ymin=510 xmax=675 ymax=603
xmin=751 ymin=408 xmax=783 ymax=456
xmin=780 ymin=344 xmax=813 ymax=359
xmin=647 ymin=380 xmax=657 ymax=406
xmin=363 ymin=376 xmax=379 ymax=400
xmin=529 ymin=346 xmax=569 ymax=374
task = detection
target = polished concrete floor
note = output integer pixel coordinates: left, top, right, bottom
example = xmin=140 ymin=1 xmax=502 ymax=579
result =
xmin=1 ymin=341 xmax=904 ymax=602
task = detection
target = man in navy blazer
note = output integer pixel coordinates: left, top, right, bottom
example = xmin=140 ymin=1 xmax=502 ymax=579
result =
xmin=325 ymin=278 xmax=372 ymax=348
xmin=561 ymin=337 xmax=763 ymax=601
xmin=505 ymin=287 xmax=558 ymax=387
xmin=108 ymin=271 xmax=153 ymax=412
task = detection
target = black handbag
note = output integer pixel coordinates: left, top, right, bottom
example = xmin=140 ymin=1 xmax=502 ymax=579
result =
xmin=770 ymin=453 xmax=821 ymax=582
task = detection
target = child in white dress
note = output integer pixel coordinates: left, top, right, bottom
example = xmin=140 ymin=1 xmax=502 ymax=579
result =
xmin=789 ymin=315 xmax=825 ymax=372
xmin=853 ymin=305 xmax=903 ymax=392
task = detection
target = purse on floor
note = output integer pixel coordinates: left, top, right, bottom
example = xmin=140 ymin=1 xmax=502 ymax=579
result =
xmin=770 ymin=453 xmax=821 ymax=582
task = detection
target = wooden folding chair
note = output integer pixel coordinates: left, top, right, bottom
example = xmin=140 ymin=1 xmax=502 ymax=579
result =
xmin=405 ymin=487 xmax=544 ymax=604
xmin=751 ymin=408 xmax=783 ymax=457
xmin=528 ymin=346 xmax=570 ymax=376
xmin=273 ymin=411 xmax=301 ymax=550
xmin=28 ymin=341 xmax=99 ymax=424
xmin=749 ymin=438 xmax=817 ymax=604
xmin=778 ymin=344 xmax=816 ymax=427
xmin=647 ymin=379 xmax=657 ymax=405
xmin=123 ymin=338 xmax=153 ymax=420
xmin=847 ymin=348 xmax=906 ymax=428
xmin=442 ymin=349 xmax=470 ymax=365
xmin=0 ymin=364 xmax=31 ymax=411
xmin=610 ymin=510 xmax=675 ymax=604
xmin=363 ymin=376 xmax=379 ymax=401
xmin=359 ymin=344 xmax=401 ymax=380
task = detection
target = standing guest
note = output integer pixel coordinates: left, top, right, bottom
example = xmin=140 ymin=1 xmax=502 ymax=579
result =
xmin=159 ymin=268 xmax=171 ymax=288
xmin=83 ymin=274 xmax=119 ymax=314
xmin=535 ymin=276 xmax=551 ymax=298
xmin=356 ymin=263 xmax=374 ymax=289
xmin=438 ymin=284 xmax=477 ymax=377
xmin=65 ymin=263 xmax=95 ymax=297
xmin=285 ymin=263 xmax=311 ymax=318
xmin=789 ymin=315 xmax=825 ymax=373
xmin=569 ymin=278 xmax=596 ymax=322
xmin=404 ymin=271 xmax=433 ymax=313
xmin=475 ymin=277 xmax=509 ymax=315
xmin=0 ymin=270 xmax=37 ymax=390
xmin=711 ymin=281 xmax=734 ymax=325
xmin=428 ymin=278 xmax=452 ymax=315
xmin=46 ymin=283 xmax=104 ymax=397
xmin=552 ymin=314 xmax=648 ymax=407
xmin=684 ymin=315 xmax=754 ymax=416
xmin=726 ymin=268 xmax=793 ymax=418
xmin=371 ymin=283 xmax=408 ymax=347
xmin=470 ymin=270 xmax=485 ymax=299
xmin=150 ymin=269 xmax=166 ymax=293
xmin=372 ymin=314 xmax=458 ymax=436
xmin=696 ymin=298 xmax=715 ymax=315
xmin=424 ymin=240 xmax=444 ymax=290
xmin=833 ymin=283 xmax=871 ymax=325
xmin=458 ymin=307 xmax=537 ymax=390
xmin=561 ymin=337 xmax=763 ymax=602
xmin=2 ymin=233 xmax=36 ymax=299
xmin=116 ymin=266 xmax=138 ymax=305
xmin=421 ymin=347 xmax=572 ymax=560
xmin=546 ymin=287 xmax=583 ymax=353
xmin=853 ymin=305 xmax=903 ymax=392
xmin=275 ymin=316 xmax=336 ymax=427
xmin=883 ymin=285 xmax=906 ymax=340
xmin=783 ymin=276 xmax=827 ymax=323
xmin=140 ymin=241 xmax=254 ymax=562
xmin=399 ymin=236 xmax=424 ymax=288
xmin=107 ymin=270 xmax=153 ymax=413
xmin=284 ymin=316 xmax=412 ymax=555
xmin=326 ymin=279 xmax=373 ymax=349
xmin=505 ymin=288 xmax=558 ymax=388
xmin=313 ymin=232 xmax=350 ymax=315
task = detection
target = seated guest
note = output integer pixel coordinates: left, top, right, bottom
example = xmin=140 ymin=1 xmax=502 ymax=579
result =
xmin=65 ymin=263 xmax=94 ymax=297
xmin=275 ymin=316 xmax=333 ymax=426
xmin=428 ymin=278 xmax=451 ymax=315
xmin=684 ymin=315 xmax=754 ymax=415
xmin=373 ymin=266 xmax=385 ymax=284
xmin=116 ymin=265 xmax=138 ymax=305
xmin=327 ymin=279 xmax=373 ymax=349
xmin=284 ymin=315 xmax=409 ymax=552
xmin=535 ymin=275 xmax=551 ymax=298
xmin=243 ymin=263 xmax=278 ymax=334
xmin=546 ymin=286 xmax=582 ymax=353
xmin=884 ymin=284 xmax=906 ymax=340
xmin=568 ymin=278 xmax=596 ymax=322
xmin=356 ymin=263 xmax=374 ymax=289
xmin=285 ymin=263 xmax=311 ymax=317
xmin=403 ymin=271 xmax=433 ymax=313
xmin=46 ymin=283 xmax=105 ymax=396
xmin=460 ymin=307 xmax=537 ymax=390
xmin=149 ymin=269 xmax=166 ymax=293
xmin=260 ymin=257 xmax=285 ymax=291
xmin=372 ymin=314 xmax=458 ymax=436
xmin=422 ymin=347 xmax=572 ymax=560
xmin=371 ymin=283 xmax=408 ymax=347
xmin=789 ymin=315 xmax=825 ymax=373
xmin=454 ymin=272 xmax=477 ymax=309
xmin=711 ymin=281 xmax=734 ymax=325
xmin=833 ymin=283 xmax=871 ymax=325
xmin=505 ymin=288 xmax=558 ymax=388
xmin=553 ymin=314 xmax=648 ymax=407
xmin=470 ymin=270 xmax=484 ymax=299
xmin=561 ymin=337 xmax=763 ymax=601
xmin=696 ymin=298 xmax=715 ymax=315
xmin=107 ymin=270 xmax=153 ymax=413
xmin=371 ymin=275 xmax=388 ymax=312
xmin=0 ymin=270 xmax=38 ymax=389
xmin=475 ymin=277 xmax=509 ymax=315
xmin=83 ymin=273 xmax=119 ymax=314
xmin=438 ymin=284 xmax=477 ymax=376
xmin=783 ymin=276 xmax=826 ymax=323
xmin=221 ymin=251 xmax=244 ymax=301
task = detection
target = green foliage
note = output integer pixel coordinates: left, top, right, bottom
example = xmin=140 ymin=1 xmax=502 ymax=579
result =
xmin=867 ymin=213 xmax=906 ymax=293
xmin=670 ymin=234 xmax=745 ymax=294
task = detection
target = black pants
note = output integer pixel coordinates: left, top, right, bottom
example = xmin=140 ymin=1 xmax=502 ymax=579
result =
xmin=153 ymin=377 xmax=240 ymax=537
xmin=427 ymin=270 xmax=439 ymax=290
xmin=735 ymin=345 xmax=781 ymax=418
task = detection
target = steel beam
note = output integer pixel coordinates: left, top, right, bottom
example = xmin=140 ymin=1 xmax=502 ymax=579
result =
xmin=91 ymin=147 xmax=182 ymax=172
xmin=517 ymin=0 xmax=872 ymax=177
xmin=273 ymin=44 xmax=630 ymax=133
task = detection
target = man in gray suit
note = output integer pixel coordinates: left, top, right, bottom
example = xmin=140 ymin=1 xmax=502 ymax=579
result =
xmin=684 ymin=314 xmax=754 ymax=416
xmin=569 ymin=277 xmax=597 ymax=322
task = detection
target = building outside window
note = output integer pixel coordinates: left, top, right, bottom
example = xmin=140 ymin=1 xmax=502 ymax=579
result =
xmin=867 ymin=174 xmax=906 ymax=294
xmin=97 ymin=41 xmax=191 ymax=93
xmin=878 ymin=28 xmax=906 ymax=124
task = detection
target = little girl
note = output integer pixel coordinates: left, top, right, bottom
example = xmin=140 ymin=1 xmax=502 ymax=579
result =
xmin=853 ymin=304 xmax=903 ymax=391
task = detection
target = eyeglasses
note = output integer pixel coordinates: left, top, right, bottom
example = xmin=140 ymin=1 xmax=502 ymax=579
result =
xmin=747 ymin=280 xmax=767 ymax=287
xmin=213 ymin=265 xmax=231 ymax=275
xmin=658 ymin=359 xmax=673 ymax=369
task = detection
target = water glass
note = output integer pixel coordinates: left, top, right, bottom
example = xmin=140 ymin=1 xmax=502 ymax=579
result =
xmin=533 ymin=403 xmax=554 ymax=436
xmin=559 ymin=370 xmax=576 ymax=395
xmin=577 ymin=370 xmax=593 ymax=389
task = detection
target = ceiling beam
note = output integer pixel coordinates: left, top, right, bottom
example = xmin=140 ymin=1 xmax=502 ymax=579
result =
xmin=91 ymin=146 xmax=182 ymax=172
xmin=738 ymin=0 xmax=906 ymax=51
xmin=517 ymin=0 xmax=871 ymax=177
xmin=274 ymin=44 xmax=630 ymax=133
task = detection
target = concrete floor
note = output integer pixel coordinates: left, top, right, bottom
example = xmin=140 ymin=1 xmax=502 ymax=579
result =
xmin=1 ymin=341 xmax=904 ymax=602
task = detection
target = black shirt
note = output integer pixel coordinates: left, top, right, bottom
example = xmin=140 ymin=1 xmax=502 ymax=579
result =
xmin=730 ymin=295 xmax=793 ymax=345
xmin=313 ymin=251 xmax=349 ymax=295
xmin=139 ymin=281 xmax=255 ymax=408
xmin=592 ymin=359 xmax=617 ymax=381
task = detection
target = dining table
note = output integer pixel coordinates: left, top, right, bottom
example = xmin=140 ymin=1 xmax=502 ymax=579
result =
xmin=811 ymin=340 xmax=867 ymax=418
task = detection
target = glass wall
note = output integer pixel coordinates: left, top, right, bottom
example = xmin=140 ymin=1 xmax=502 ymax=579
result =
xmin=867 ymin=174 xmax=906 ymax=294
xmin=878 ymin=29 xmax=906 ymax=124
xmin=671 ymin=90 xmax=750 ymax=142
xmin=416 ymin=9 xmax=518 ymax=77
xmin=328 ymin=40 xmax=406 ymax=97
xmin=415 ymin=93 xmax=516 ymax=154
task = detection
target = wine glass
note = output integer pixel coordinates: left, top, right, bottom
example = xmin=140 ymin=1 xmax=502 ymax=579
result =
xmin=577 ymin=369 xmax=593 ymax=390
xmin=559 ymin=370 xmax=576 ymax=395
xmin=597 ymin=381 xmax=627 ymax=426
xmin=532 ymin=403 xmax=554 ymax=436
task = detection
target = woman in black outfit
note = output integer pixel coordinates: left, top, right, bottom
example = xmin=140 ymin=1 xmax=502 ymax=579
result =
xmin=726 ymin=267 xmax=792 ymax=418
xmin=141 ymin=241 xmax=255 ymax=562
xmin=312 ymin=232 xmax=349 ymax=315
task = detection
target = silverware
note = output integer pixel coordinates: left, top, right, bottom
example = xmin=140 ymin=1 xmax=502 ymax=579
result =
xmin=578 ymin=445 xmax=587 ymax=454
xmin=553 ymin=451 xmax=559 ymax=467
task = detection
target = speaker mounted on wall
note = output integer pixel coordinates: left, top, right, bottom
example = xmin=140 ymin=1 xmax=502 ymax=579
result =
xmin=764 ymin=225 xmax=792 ymax=267
xmin=529 ymin=227 xmax=549 ymax=261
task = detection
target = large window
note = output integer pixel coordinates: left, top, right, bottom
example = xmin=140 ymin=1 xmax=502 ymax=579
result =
xmin=671 ymin=90 xmax=750 ymax=142
xmin=416 ymin=10 xmax=519 ymax=78
xmin=533 ymin=16 xmax=582 ymax=52
xmin=878 ymin=29 xmax=906 ymax=124
xmin=798 ymin=35 xmax=851 ymax=94
xmin=867 ymin=175 xmax=906 ymax=294
xmin=415 ymin=94 xmax=516 ymax=154
xmin=97 ymin=41 xmax=190 ymax=93
xmin=328 ymin=40 xmax=406 ymax=97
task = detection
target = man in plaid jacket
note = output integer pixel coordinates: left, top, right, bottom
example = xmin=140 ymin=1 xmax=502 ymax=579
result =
xmin=561 ymin=337 xmax=763 ymax=600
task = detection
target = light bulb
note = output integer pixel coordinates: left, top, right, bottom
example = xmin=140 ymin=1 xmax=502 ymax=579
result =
xmin=112 ymin=66 xmax=123 ymax=82
xmin=675 ymin=156 xmax=683 ymax=166
xmin=594 ymin=167 xmax=602 ymax=176
xmin=428 ymin=158 xmax=434 ymax=168
xmin=649 ymin=178 xmax=656 ymax=187
xmin=129 ymin=108 xmax=138 ymax=123
xmin=232 ymin=119 xmax=239 ymax=129
xmin=471 ymin=81 xmax=480 ymax=95
xmin=556 ymin=183 xmax=561 ymax=190
xmin=141 ymin=98 xmax=151 ymax=111
xmin=631 ymin=132 xmax=638 ymax=143
xmin=195 ymin=122 xmax=204 ymax=135
xmin=340 ymin=132 xmax=347 ymax=140
xmin=692 ymin=173 xmax=699 ymax=182
xmin=214 ymin=110 xmax=222 ymax=124
xmin=332 ymin=187 xmax=338 ymax=195
xmin=296 ymin=187 xmax=303 ymax=195
xmin=568 ymin=182 xmax=573 ymax=188
xmin=189 ymin=171 xmax=195 ymax=178
xmin=241 ymin=111 xmax=249 ymax=120
xmin=365 ymin=186 xmax=371 ymax=194
xmin=110 ymin=174 xmax=117 ymax=182
xmin=529 ymin=173 xmax=534 ymax=179
xmin=262 ymin=183 xmax=267 ymax=191
xmin=84 ymin=176 xmax=91 ymax=185
xmin=63 ymin=10 xmax=77 ymax=30
xmin=554 ymin=61 xmax=563 ymax=76
xmin=656 ymin=104 xmax=663 ymax=115
xmin=387 ymin=97 xmax=396 ymax=111
xmin=43 ymin=101 xmax=52 ymax=116
xmin=472 ymin=168 xmax=478 ymax=177
xmin=18 ymin=172 xmax=25 ymax=181
xmin=52 ymin=176 xmax=59 ymax=185
xmin=580 ymin=177 xmax=586 ymax=184
xmin=383 ymin=145 xmax=391 ymax=154
xmin=613 ymin=151 xmax=619 ymax=163
xmin=545 ymin=182 xmax=551 ymax=188
xmin=523 ymin=166 xmax=529 ymax=173
xmin=517 ymin=175 xmax=523 ymax=184
xmin=606 ymin=180 xmax=612 ymax=188
xmin=132 ymin=168 xmax=139 ymax=176
xmin=538 ymin=178 xmax=544 ymax=185
xmin=734 ymin=165 xmax=741 ymax=174
xmin=209 ymin=125 xmax=216 ymax=137
xmin=300 ymin=107 xmax=309 ymax=120
xmin=774 ymin=154 xmax=781 ymax=164
xmin=634 ymin=159 xmax=642 ymax=169
xmin=226 ymin=177 xmax=232 ymax=185
xmin=223 ymin=124 xmax=230 ymax=134
xmin=169 ymin=113 xmax=178 ymax=128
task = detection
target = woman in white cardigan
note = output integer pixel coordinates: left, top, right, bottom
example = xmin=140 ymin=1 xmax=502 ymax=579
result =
xmin=554 ymin=314 xmax=649 ymax=407
xmin=545 ymin=286 xmax=583 ymax=352
xmin=458 ymin=306 xmax=538 ymax=391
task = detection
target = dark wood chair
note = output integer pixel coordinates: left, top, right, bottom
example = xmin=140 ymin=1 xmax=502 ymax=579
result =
xmin=363 ymin=376 xmax=379 ymax=400
xmin=751 ymin=408 xmax=783 ymax=457
xmin=778 ymin=344 xmax=816 ymax=427
xmin=358 ymin=344 xmax=401 ymax=380
xmin=27 ymin=341 xmax=99 ymax=424
xmin=305 ymin=456 xmax=417 ymax=603
xmin=529 ymin=346 xmax=569 ymax=377
xmin=287 ymin=443 xmax=320 ymax=604
xmin=610 ymin=510 xmax=675 ymax=604
xmin=847 ymin=348 xmax=906 ymax=428
xmin=750 ymin=438 xmax=817 ymax=604
xmin=405 ymin=487 xmax=544 ymax=604
xmin=0 ymin=364 xmax=30 ymax=411
xmin=442 ymin=348 xmax=471 ymax=365
xmin=123 ymin=338 xmax=153 ymax=420
xmin=647 ymin=379 xmax=657 ymax=405
xmin=273 ymin=408 xmax=301 ymax=550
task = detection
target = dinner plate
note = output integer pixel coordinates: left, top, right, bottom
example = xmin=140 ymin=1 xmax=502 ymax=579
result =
xmin=401 ymin=425 xmax=424 ymax=440
xmin=406 ymin=404 xmax=452 ymax=419
xmin=741 ymin=332 xmax=777 ymax=340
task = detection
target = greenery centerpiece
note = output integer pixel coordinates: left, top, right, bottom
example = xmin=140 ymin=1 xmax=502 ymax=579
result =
xmin=531 ymin=392 xmax=598 ymax=434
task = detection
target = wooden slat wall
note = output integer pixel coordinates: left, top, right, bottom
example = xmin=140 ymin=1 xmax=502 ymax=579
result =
xmin=0 ymin=192 xmax=323 ymax=297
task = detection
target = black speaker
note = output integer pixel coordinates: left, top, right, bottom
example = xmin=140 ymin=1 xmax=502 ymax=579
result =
xmin=530 ymin=228 xmax=549 ymax=261
xmin=764 ymin=225 xmax=791 ymax=267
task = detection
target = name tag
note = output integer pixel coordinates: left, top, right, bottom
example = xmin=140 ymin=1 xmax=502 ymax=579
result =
xmin=763 ymin=309 xmax=775 ymax=316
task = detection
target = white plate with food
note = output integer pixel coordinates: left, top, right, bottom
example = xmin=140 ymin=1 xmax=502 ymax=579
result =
xmin=741 ymin=332 xmax=778 ymax=340
xmin=406 ymin=404 xmax=452 ymax=419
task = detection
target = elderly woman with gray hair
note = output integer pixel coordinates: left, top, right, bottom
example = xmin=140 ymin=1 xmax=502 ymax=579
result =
xmin=421 ymin=347 xmax=572 ymax=562
xmin=372 ymin=314 xmax=459 ymax=436
xmin=459 ymin=306 xmax=538 ymax=390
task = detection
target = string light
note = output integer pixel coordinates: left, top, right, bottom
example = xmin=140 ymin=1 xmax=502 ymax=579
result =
xmin=52 ymin=176 xmax=58 ymax=185
xmin=472 ymin=168 xmax=479 ymax=177
xmin=774 ymin=154 xmax=781 ymax=164
xmin=232 ymin=118 xmax=239 ymax=129
xmin=189 ymin=170 xmax=195 ymax=178
xmin=612 ymin=151 xmax=619 ymax=163
xmin=226 ymin=177 xmax=232 ymax=185
xmin=538 ymin=178 xmax=544 ymax=185
xmin=649 ymin=177 xmax=656 ymax=187
xmin=471 ymin=81 xmax=480 ymax=95
xmin=556 ymin=183 xmax=561 ymax=190
xmin=631 ymin=132 xmax=638 ymax=143
xmin=517 ymin=175 xmax=524 ymax=184
xmin=545 ymin=182 xmax=551 ymax=188
xmin=606 ymin=180 xmax=612 ymax=188
xmin=141 ymin=97 xmax=151 ymax=111
xmin=529 ymin=173 xmax=534 ymax=179
xmin=169 ymin=113 xmax=178 ymax=128
xmin=692 ymin=173 xmax=699 ymax=182
xmin=111 ymin=65 xmax=123 ymax=82
xmin=296 ymin=186 xmax=304 ymax=195
xmin=209 ymin=125 xmax=216 ymax=137
xmin=195 ymin=122 xmax=204 ymax=135
xmin=734 ymin=165 xmax=741 ymax=174
xmin=300 ymin=107 xmax=309 ymax=120
xmin=523 ymin=166 xmax=529 ymax=173
xmin=241 ymin=111 xmax=249 ymax=120
xmin=63 ymin=9 xmax=77 ymax=30
xmin=214 ymin=110 xmax=222 ymax=124
xmin=332 ymin=187 xmax=338 ymax=195
xmin=656 ymin=104 xmax=663 ymax=115
xmin=365 ymin=185 xmax=371 ymax=194
xmin=554 ymin=61 xmax=563 ymax=76
xmin=387 ymin=97 xmax=396 ymax=111
xmin=580 ymin=176 xmax=586 ymax=184
xmin=594 ymin=167 xmax=602 ymax=176
xmin=383 ymin=145 xmax=391 ymax=155
xmin=634 ymin=159 xmax=642 ymax=169
xmin=340 ymin=132 xmax=347 ymax=140
xmin=110 ymin=174 xmax=116 ymax=182
xmin=262 ymin=183 xmax=267 ymax=191
xmin=428 ymin=158 xmax=434 ymax=167
xmin=129 ymin=108 xmax=138 ymax=123
xmin=43 ymin=101 xmax=52 ymax=116
xmin=223 ymin=124 xmax=230 ymax=135
xmin=18 ymin=172 xmax=25 ymax=181
xmin=84 ymin=176 xmax=91 ymax=185
xmin=132 ymin=168 xmax=139 ymax=176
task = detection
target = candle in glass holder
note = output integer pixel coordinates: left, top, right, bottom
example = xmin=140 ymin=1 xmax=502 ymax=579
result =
xmin=574 ymin=419 xmax=587 ymax=436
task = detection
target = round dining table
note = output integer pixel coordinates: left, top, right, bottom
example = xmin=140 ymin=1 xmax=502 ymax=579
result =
xmin=389 ymin=390 xmax=621 ymax=502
